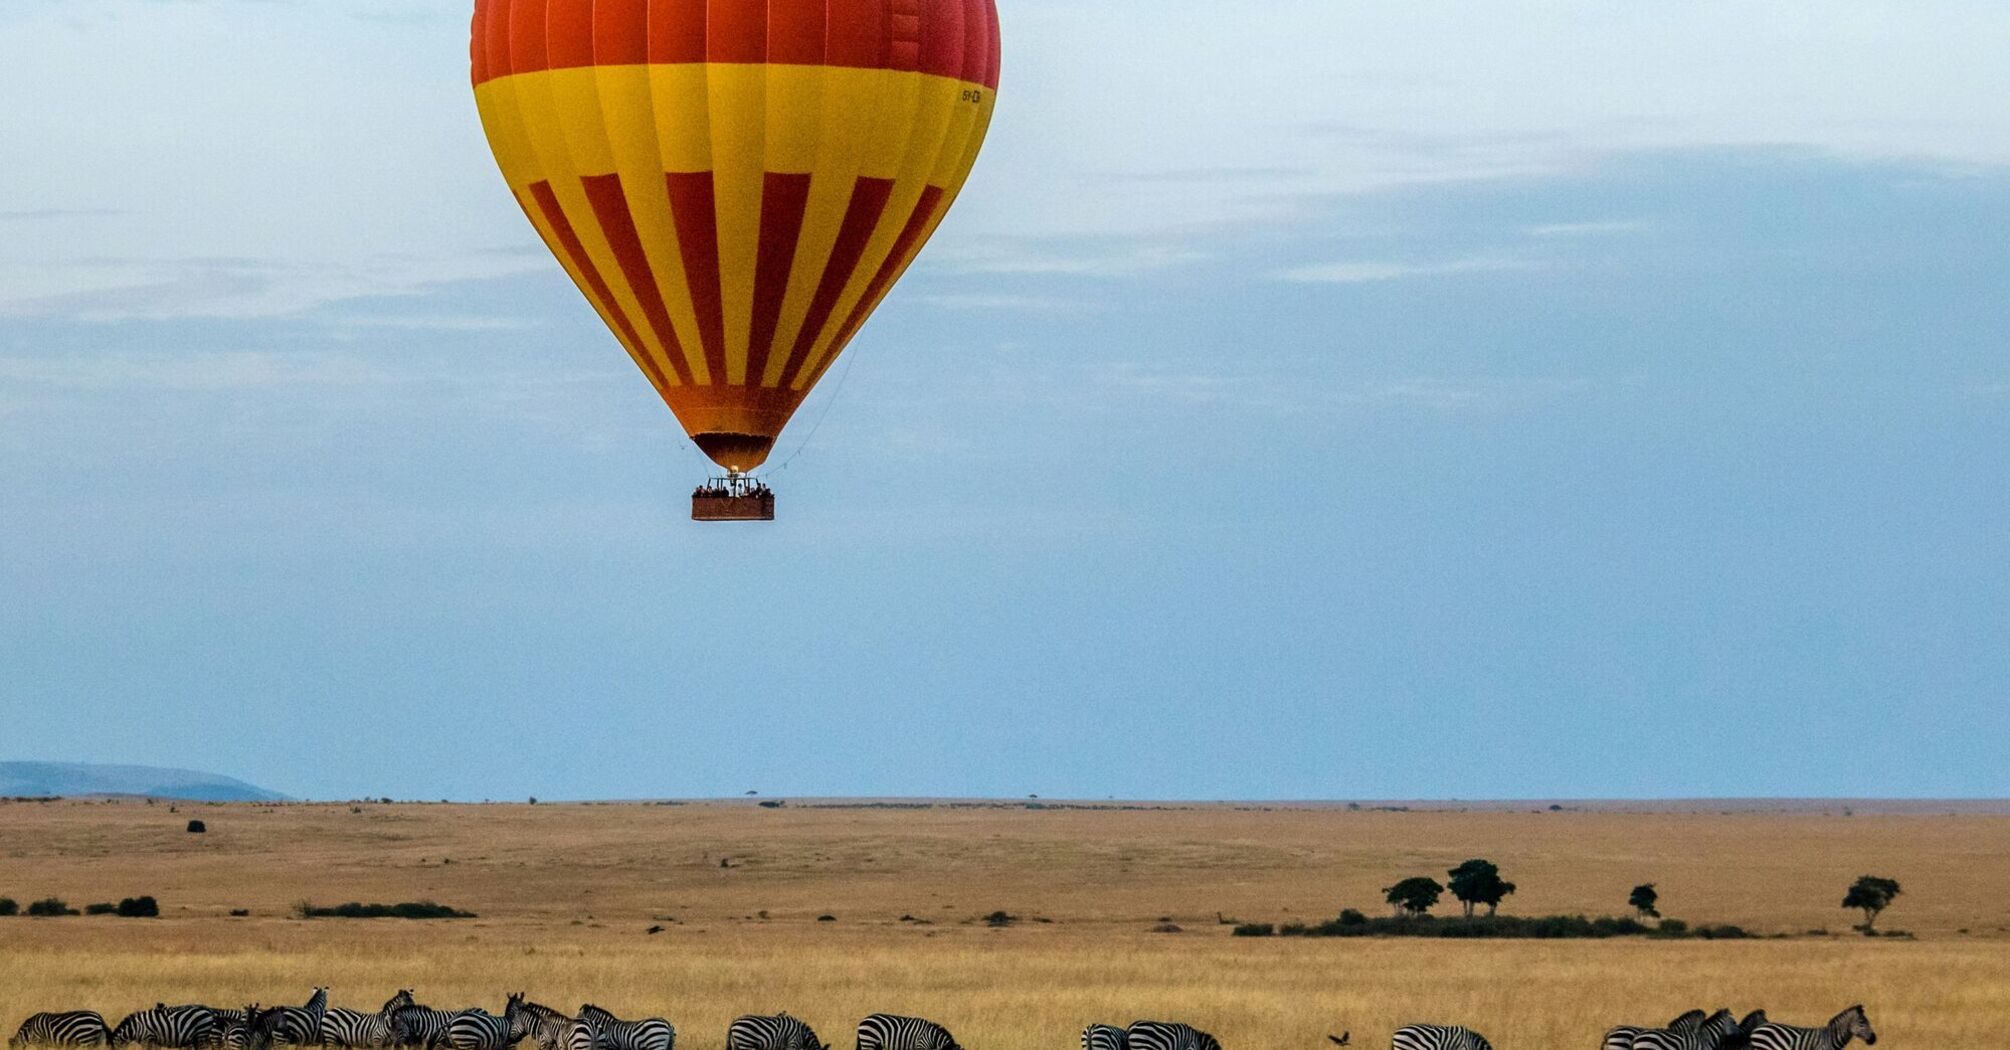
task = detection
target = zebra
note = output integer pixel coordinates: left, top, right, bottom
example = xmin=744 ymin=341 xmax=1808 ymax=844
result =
xmin=386 ymin=1008 xmax=456 ymax=1050
xmin=432 ymin=1011 xmax=510 ymax=1050
xmin=727 ymin=1015 xmax=827 ymax=1050
xmin=1080 ymin=1026 xmax=1126 ymax=1050
xmin=1390 ymin=1025 xmax=1492 ymax=1050
xmin=1629 ymin=1009 xmax=1745 ymax=1050
xmin=322 ymin=992 xmax=415 ymax=1049
xmin=258 ymin=991 xmax=330 ymax=1049
xmin=503 ymin=994 xmax=573 ymax=1050
xmin=568 ymin=1007 xmax=672 ymax=1050
xmin=12 ymin=1013 xmax=112 ymax=1049
xmin=1747 ymin=1006 xmax=1876 ymax=1050
xmin=855 ymin=1016 xmax=957 ymax=1050
xmin=1605 ymin=1011 xmax=1708 ymax=1050
xmin=1123 ymin=1023 xmax=1215 ymax=1050
xmin=111 ymin=1006 xmax=219 ymax=1049
xmin=203 ymin=1008 xmax=265 ymax=1050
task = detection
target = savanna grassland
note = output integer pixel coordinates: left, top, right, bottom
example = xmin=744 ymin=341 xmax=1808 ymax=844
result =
xmin=1 ymin=799 xmax=2006 ymax=1047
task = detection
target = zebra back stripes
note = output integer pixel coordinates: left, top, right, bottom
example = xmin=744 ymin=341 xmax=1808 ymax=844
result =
xmin=321 ymin=992 xmax=415 ymax=1050
xmin=1122 ymin=1023 xmax=1217 ymax=1050
xmin=503 ymin=997 xmax=571 ymax=1050
xmin=570 ymin=1007 xmax=672 ymax=1050
xmin=202 ymin=1008 xmax=263 ymax=1050
xmin=1628 ymin=1009 xmax=1743 ymax=1050
xmin=1390 ymin=1025 xmax=1493 ymax=1050
xmin=855 ymin=1016 xmax=957 ymax=1050
xmin=1747 ymin=1006 xmax=1876 ymax=1050
xmin=13 ymin=1013 xmax=112 ymax=1049
xmin=111 ymin=1006 xmax=218 ymax=1049
xmin=257 ymin=992 xmax=329 ymax=1049
xmin=1080 ymin=1026 xmax=1125 ymax=1050
xmin=386 ymin=1009 xmax=455 ymax=1050
xmin=726 ymin=1015 xmax=825 ymax=1050
xmin=434 ymin=1012 xmax=508 ymax=1050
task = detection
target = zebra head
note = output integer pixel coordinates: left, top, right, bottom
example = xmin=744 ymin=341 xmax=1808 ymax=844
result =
xmin=382 ymin=994 xmax=416 ymax=1018
xmin=1736 ymin=1012 xmax=1766 ymax=1034
xmin=1834 ymin=1006 xmax=1875 ymax=1046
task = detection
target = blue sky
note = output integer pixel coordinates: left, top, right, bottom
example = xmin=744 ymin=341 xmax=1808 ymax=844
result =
xmin=2 ymin=1 xmax=2005 ymax=801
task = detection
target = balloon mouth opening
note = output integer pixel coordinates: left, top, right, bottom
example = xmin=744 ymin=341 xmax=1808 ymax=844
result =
xmin=693 ymin=432 xmax=777 ymax=473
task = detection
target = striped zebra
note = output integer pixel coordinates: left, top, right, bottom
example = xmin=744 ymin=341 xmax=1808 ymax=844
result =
xmin=568 ymin=1008 xmax=672 ymax=1050
xmin=726 ymin=1015 xmax=827 ymax=1050
xmin=258 ymin=991 xmax=330 ymax=1049
xmin=386 ymin=1009 xmax=455 ymax=1050
xmin=111 ymin=1005 xmax=219 ymax=1049
xmin=1604 ymin=1011 xmax=1707 ymax=1050
xmin=503 ymin=995 xmax=572 ymax=1050
xmin=855 ymin=1016 xmax=958 ymax=1050
xmin=432 ymin=1011 xmax=509 ymax=1050
xmin=1390 ymin=1025 xmax=1492 ymax=1050
xmin=1123 ymin=1023 xmax=1216 ymax=1050
xmin=1628 ymin=1009 xmax=1744 ymax=1050
xmin=1080 ymin=1026 xmax=1126 ymax=1050
xmin=322 ymin=992 xmax=415 ymax=1050
xmin=12 ymin=1013 xmax=112 ymax=1049
xmin=1747 ymin=1006 xmax=1876 ymax=1050
xmin=203 ymin=1008 xmax=264 ymax=1050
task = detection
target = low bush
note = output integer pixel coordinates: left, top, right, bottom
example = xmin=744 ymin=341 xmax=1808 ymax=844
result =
xmin=0 ymin=898 xmax=19 ymax=916
xmin=983 ymin=910 xmax=1017 ymax=927
xmin=118 ymin=897 xmax=160 ymax=918
xmin=27 ymin=898 xmax=78 ymax=917
xmin=1272 ymin=912 xmax=1683 ymax=939
xmin=1231 ymin=923 xmax=1274 ymax=937
xmin=297 ymin=901 xmax=474 ymax=919
xmin=186 ymin=820 xmax=207 ymax=834
xmin=85 ymin=903 xmax=118 ymax=915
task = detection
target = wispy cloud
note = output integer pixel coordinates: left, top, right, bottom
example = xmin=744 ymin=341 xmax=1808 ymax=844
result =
xmin=932 ymin=238 xmax=1206 ymax=277
xmin=1527 ymin=219 xmax=1655 ymax=238
xmin=1276 ymin=256 xmax=1538 ymax=284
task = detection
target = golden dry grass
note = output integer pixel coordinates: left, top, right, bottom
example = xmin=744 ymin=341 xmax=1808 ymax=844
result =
xmin=2 ymin=799 xmax=2007 ymax=1048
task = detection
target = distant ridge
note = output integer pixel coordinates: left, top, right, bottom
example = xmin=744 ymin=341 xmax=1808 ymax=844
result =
xmin=0 ymin=762 xmax=288 ymax=802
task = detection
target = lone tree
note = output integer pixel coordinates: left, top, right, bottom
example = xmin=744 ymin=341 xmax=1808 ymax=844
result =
xmin=1446 ymin=858 xmax=1517 ymax=918
xmin=1629 ymin=883 xmax=1661 ymax=919
xmin=1383 ymin=877 xmax=1444 ymax=918
xmin=1842 ymin=875 xmax=1902 ymax=932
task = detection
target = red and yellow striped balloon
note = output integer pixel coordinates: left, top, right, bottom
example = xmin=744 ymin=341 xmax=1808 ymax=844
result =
xmin=471 ymin=0 xmax=1000 ymax=472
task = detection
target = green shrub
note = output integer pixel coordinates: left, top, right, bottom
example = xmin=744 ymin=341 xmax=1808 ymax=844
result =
xmin=85 ymin=903 xmax=118 ymax=915
xmin=1657 ymin=919 xmax=1689 ymax=935
xmin=298 ymin=901 xmax=474 ymax=919
xmin=0 ymin=898 xmax=19 ymax=916
xmin=117 ymin=897 xmax=160 ymax=918
xmin=1231 ymin=923 xmax=1275 ymax=937
xmin=27 ymin=898 xmax=78 ymax=917
xmin=1338 ymin=909 xmax=1368 ymax=926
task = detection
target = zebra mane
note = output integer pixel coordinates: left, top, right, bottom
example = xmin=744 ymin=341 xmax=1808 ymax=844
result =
xmin=1667 ymin=1010 xmax=1706 ymax=1032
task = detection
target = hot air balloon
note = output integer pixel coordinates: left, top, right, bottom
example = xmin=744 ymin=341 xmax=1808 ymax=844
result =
xmin=470 ymin=0 xmax=1001 ymax=520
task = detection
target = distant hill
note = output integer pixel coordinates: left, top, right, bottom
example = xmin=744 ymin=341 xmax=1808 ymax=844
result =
xmin=0 ymin=762 xmax=288 ymax=801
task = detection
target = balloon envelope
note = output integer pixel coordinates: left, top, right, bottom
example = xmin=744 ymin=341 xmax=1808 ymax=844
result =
xmin=471 ymin=0 xmax=1001 ymax=471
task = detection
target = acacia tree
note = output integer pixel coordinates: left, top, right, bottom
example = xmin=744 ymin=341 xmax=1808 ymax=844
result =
xmin=1446 ymin=859 xmax=1517 ymax=918
xmin=1629 ymin=883 xmax=1660 ymax=919
xmin=1842 ymin=875 xmax=1902 ymax=932
xmin=1383 ymin=877 xmax=1444 ymax=918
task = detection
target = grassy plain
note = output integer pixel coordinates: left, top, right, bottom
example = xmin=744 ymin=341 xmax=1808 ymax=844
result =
xmin=1 ymin=799 xmax=2006 ymax=1047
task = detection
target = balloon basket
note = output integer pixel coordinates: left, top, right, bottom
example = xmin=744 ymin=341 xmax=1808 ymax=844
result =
xmin=692 ymin=475 xmax=776 ymax=522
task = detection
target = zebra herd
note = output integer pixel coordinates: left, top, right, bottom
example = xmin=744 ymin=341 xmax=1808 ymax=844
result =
xmin=6 ymin=996 xmax=952 ymax=1050
xmin=7 ymin=994 xmax=1878 ymax=1050
xmin=1364 ymin=1004 xmax=1876 ymax=1050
